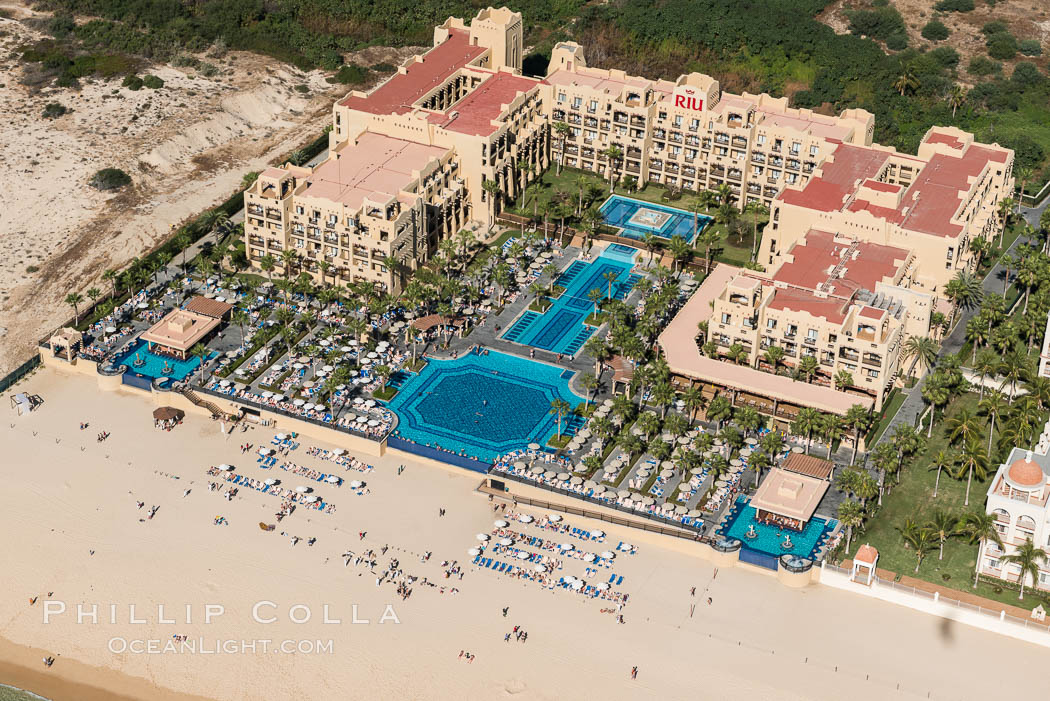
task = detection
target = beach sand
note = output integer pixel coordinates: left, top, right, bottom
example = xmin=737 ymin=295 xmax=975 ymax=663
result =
xmin=0 ymin=367 xmax=1046 ymax=700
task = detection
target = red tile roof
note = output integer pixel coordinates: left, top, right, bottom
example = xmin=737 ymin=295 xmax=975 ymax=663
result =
xmin=772 ymin=230 xmax=908 ymax=299
xmin=925 ymin=131 xmax=964 ymax=149
xmin=766 ymin=286 xmax=848 ymax=324
xmin=858 ymin=306 xmax=886 ymax=319
xmin=428 ymin=71 xmax=539 ymax=136
xmin=862 ymin=179 xmax=900 ymax=193
xmin=339 ymin=29 xmax=485 ymax=115
xmin=779 ymin=144 xmax=889 ymax=211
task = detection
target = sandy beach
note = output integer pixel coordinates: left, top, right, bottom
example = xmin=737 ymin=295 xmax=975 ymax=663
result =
xmin=1 ymin=367 xmax=1047 ymax=700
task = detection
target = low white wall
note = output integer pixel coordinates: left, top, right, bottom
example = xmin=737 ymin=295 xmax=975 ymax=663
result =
xmin=820 ymin=563 xmax=1050 ymax=648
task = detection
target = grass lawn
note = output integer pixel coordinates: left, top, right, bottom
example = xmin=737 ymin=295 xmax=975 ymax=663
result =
xmin=854 ymin=392 xmax=1050 ymax=609
xmin=867 ymin=388 xmax=906 ymax=445
xmin=373 ymin=384 xmax=397 ymax=401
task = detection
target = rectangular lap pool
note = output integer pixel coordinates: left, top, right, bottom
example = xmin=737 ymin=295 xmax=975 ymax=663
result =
xmin=599 ymin=195 xmax=712 ymax=243
xmin=501 ymin=250 xmax=640 ymax=355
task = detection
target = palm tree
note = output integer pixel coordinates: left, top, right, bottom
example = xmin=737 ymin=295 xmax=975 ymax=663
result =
xmin=797 ymin=355 xmax=818 ymax=384
xmin=957 ymin=439 xmax=990 ymax=506
xmin=667 ymin=235 xmax=691 ymax=276
xmin=843 ymin=404 xmax=871 ymax=466
xmin=1001 ymin=539 xmax=1048 ymax=600
xmin=833 ymin=369 xmax=854 ymax=391
xmin=482 ymin=179 xmax=502 ymax=225
xmin=65 ymin=292 xmax=84 ymax=324
xmin=102 ymin=269 xmax=118 ymax=299
xmin=549 ymin=399 xmax=572 ymax=438
xmin=600 ymin=145 xmax=623 ymax=191
xmin=945 ymin=408 xmax=983 ymax=448
xmin=583 ymin=336 xmax=610 ymax=377
xmin=748 ymin=450 xmax=772 ymax=488
xmin=929 ymin=449 xmax=956 ymax=498
xmin=580 ymin=373 xmax=600 ymax=406
xmin=706 ymin=396 xmax=732 ymax=430
xmin=820 ymin=414 xmax=843 ymax=459
xmin=944 ymin=271 xmax=983 ymax=329
xmin=641 ymin=231 xmax=660 ymax=267
xmin=791 ymin=407 xmax=821 ymax=454
xmin=903 ymin=336 xmax=938 ymax=379
xmin=946 ymin=83 xmax=966 ymax=118
xmin=763 ymin=345 xmax=785 ymax=374
xmin=972 ymin=349 xmax=999 ymax=400
xmin=759 ymin=431 xmax=785 ymax=461
xmin=960 ymin=510 xmax=1004 ymax=588
xmin=894 ymin=64 xmax=919 ymax=96
xmin=998 ymin=349 xmax=1031 ymax=400
xmin=696 ymin=227 xmax=721 ymax=275
xmin=680 ymin=385 xmax=706 ymax=422
xmin=837 ymin=500 xmax=865 ymax=554
xmin=279 ymin=249 xmax=298 ymax=281
xmin=601 ymin=269 xmax=620 ymax=300
xmin=191 ymin=342 xmax=210 ymax=384
xmin=928 ymin=510 xmax=961 ymax=560
xmin=552 ymin=122 xmax=571 ymax=175
xmin=174 ymin=233 xmax=191 ymax=272
xmin=259 ymin=254 xmax=276 ymax=286
xmin=920 ymin=377 xmax=950 ymax=438
xmin=899 ymin=524 xmax=936 ymax=573
xmin=651 ymin=381 xmax=676 ymax=418
xmin=978 ymin=391 xmax=1009 ymax=454
xmin=742 ymin=200 xmax=768 ymax=261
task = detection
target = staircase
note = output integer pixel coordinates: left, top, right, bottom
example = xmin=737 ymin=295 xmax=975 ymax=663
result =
xmin=181 ymin=387 xmax=230 ymax=420
xmin=825 ymin=239 xmax=860 ymax=289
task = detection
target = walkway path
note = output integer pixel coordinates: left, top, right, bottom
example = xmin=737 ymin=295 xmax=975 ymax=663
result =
xmin=871 ymin=231 xmax=1030 ymax=450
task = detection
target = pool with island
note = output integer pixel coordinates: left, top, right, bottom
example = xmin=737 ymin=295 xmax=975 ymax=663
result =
xmin=716 ymin=496 xmax=837 ymax=561
xmin=384 ymin=348 xmax=585 ymax=462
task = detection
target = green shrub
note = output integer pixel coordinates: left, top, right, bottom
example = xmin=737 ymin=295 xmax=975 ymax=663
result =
xmin=369 ymin=62 xmax=395 ymax=72
xmin=122 ymin=74 xmax=143 ymax=90
xmin=885 ymin=33 xmax=909 ymax=51
xmin=198 ymin=62 xmax=219 ymax=77
xmin=328 ymin=63 xmax=369 ymax=85
xmin=142 ymin=74 xmax=164 ymax=89
xmin=986 ymin=32 xmax=1018 ymax=60
xmin=1018 ymin=39 xmax=1043 ymax=57
xmin=967 ymin=55 xmax=1000 ymax=76
xmin=981 ymin=20 xmax=1009 ymax=36
xmin=934 ymin=0 xmax=973 ymax=10
xmin=928 ymin=47 xmax=960 ymax=68
xmin=294 ymin=83 xmax=309 ymax=93
xmin=90 ymin=168 xmax=131 ymax=191
xmin=26 ymin=265 xmax=39 ymax=273
xmin=42 ymin=102 xmax=68 ymax=119
xmin=921 ymin=20 xmax=950 ymax=41
xmin=846 ymin=6 xmax=907 ymax=42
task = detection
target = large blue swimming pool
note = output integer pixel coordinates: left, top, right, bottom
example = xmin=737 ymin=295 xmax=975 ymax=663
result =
xmin=385 ymin=348 xmax=584 ymax=462
xmin=717 ymin=496 xmax=837 ymax=560
xmin=600 ymin=195 xmax=711 ymax=243
xmin=111 ymin=339 xmax=213 ymax=381
xmin=501 ymin=250 xmax=640 ymax=355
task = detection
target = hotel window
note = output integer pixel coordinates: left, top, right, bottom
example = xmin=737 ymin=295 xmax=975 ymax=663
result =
xmin=586 ymin=130 xmax=597 ymax=140
xmin=756 ymin=134 xmax=766 ymax=145
xmin=721 ymin=313 xmax=731 ymax=324
xmin=689 ymin=118 xmax=699 ymax=131
xmin=866 ymin=369 xmax=879 ymax=378
xmin=658 ymin=111 xmax=667 ymax=120
xmin=295 ymin=206 xmax=304 ymax=215
xmin=946 ymin=247 xmax=954 ymax=260
xmin=671 ymin=146 xmax=681 ymax=156
xmin=986 ymin=558 xmax=1000 ymax=570
xmin=557 ymin=93 xmax=566 ymax=103
xmin=686 ymin=148 xmax=697 ymax=159
xmin=766 ymin=319 xmax=777 ymax=329
xmin=810 ymin=144 xmax=818 ymax=156
xmin=790 ymin=142 xmax=801 ymax=155
xmin=588 ymin=100 xmax=598 ymax=112
xmin=786 ymin=173 xmax=798 ymax=185
xmin=807 ymin=329 xmax=818 ymax=342
xmin=572 ymin=97 xmax=582 ymax=109
xmin=673 ymin=116 xmax=682 ymax=127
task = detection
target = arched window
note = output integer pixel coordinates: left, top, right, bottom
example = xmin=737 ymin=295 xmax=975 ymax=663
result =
xmin=1016 ymin=515 xmax=1037 ymax=532
xmin=992 ymin=508 xmax=1010 ymax=523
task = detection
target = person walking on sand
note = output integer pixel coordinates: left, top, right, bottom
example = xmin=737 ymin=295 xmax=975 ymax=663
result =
xmin=631 ymin=666 xmax=637 ymax=680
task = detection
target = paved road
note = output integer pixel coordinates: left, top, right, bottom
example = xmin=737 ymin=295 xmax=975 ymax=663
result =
xmin=871 ymin=230 xmax=1031 ymax=449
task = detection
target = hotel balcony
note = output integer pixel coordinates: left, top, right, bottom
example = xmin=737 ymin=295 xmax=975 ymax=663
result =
xmin=247 ymin=205 xmax=263 ymax=216
xmin=265 ymin=208 xmax=282 ymax=220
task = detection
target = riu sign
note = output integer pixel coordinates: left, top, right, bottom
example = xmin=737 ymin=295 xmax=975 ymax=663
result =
xmin=673 ymin=87 xmax=704 ymax=112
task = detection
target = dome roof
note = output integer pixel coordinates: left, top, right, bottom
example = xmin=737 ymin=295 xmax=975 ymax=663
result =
xmin=1007 ymin=457 xmax=1045 ymax=489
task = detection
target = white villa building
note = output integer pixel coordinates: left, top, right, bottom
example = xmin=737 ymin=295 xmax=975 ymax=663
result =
xmin=980 ymin=448 xmax=1050 ymax=592
xmin=1038 ymin=310 xmax=1050 ymax=379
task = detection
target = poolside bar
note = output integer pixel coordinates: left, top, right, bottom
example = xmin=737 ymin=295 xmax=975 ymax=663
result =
xmin=139 ymin=309 xmax=222 ymax=361
xmin=748 ymin=468 xmax=828 ymax=532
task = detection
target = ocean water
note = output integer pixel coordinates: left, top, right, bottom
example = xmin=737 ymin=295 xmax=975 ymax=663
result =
xmin=0 ymin=684 xmax=50 ymax=701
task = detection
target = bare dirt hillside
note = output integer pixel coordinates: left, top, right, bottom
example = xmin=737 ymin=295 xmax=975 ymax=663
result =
xmin=0 ymin=1 xmax=416 ymax=374
xmin=820 ymin=0 xmax=1049 ymax=82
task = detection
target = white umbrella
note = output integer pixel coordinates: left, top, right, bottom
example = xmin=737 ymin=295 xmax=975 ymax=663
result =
xmin=322 ymin=365 xmax=334 ymax=372
xmin=616 ymin=489 xmax=631 ymax=499
xmin=262 ymin=391 xmax=274 ymax=398
xmin=295 ymin=486 xmax=310 ymax=493
xmin=315 ymin=404 xmax=326 ymax=412
xmin=264 ymin=478 xmax=276 ymax=485
xmin=544 ymin=470 xmax=557 ymax=479
xmin=320 ymin=340 xmax=331 ymax=347
xmin=325 ymin=475 xmax=339 ymax=484
xmin=219 ymin=464 xmax=234 ymax=471
xmin=355 ymin=416 xmax=368 ymax=424
xmin=661 ymin=502 xmax=675 ymax=512
xmin=105 ymin=326 xmax=117 ymax=333
xmin=571 ymin=581 xmax=584 ymax=591
xmin=677 ymin=436 xmax=690 ymax=445
xmin=303 ymin=403 xmax=315 ymax=411
xmin=353 ymin=397 xmax=364 ymax=404
xmin=494 ymin=520 xmax=508 ymax=528
xmin=592 ymin=485 xmax=606 ymax=494
xmin=529 ymin=465 xmax=544 ymax=475
xmin=519 ymin=514 xmax=534 ymax=523
xmin=792 ymin=446 xmax=804 ymax=453
xmin=499 ymin=538 xmax=513 ymax=546
xmin=601 ymin=551 xmax=615 ymax=559
xmin=597 ymin=582 xmax=610 ymax=591
xmin=560 ymin=543 xmax=574 ymax=551
xmin=257 ymin=447 xmax=271 ymax=456
xmin=528 ymin=442 xmax=541 ymax=451
xmin=618 ymin=543 xmax=633 ymax=552
xmin=349 ymin=480 xmax=363 ymax=488
xmin=303 ymin=495 xmax=319 ymax=503
xmin=476 ymin=533 xmax=490 ymax=542
xmin=631 ymin=493 xmax=644 ymax=502
xmin=516 ymin=551 xmax=530 ymax=560
xmin=293 ymin=363 xmax=305 ymax=369
xmin=556 ymin=472 xmax=570 ymax=481
xmin=367 ymin=419 xmax=380 ymax=427
xmin=584 ymin=553 xmax=595 ymax=562
xmin=333 ymin=448 xmax=345 ymax=455
xmin=219 ymin=379 xmax=231 ymax=387
xmin=533 ymin=564 xmax=546 ymax=573
xmin=548 ymin=514 xmax=562 ymax=522
xmin=293 ymin=399 xmax=305 ymax=407
xmin=591 ymin=530 xmax=605 ymax=538
xmin=513 ymin=460 xmax=527 ymax=470
xmin=468 ymin=548 xmax=480 ymax=556
xmin=730 ymin=459 xmax=743 ymax=467
xmin=364 ymin=400 xmax=377 ymax=408
xmin=570 ymin=476 xmax=584 ymax=485
xmin=272 ymin=394 xmax=285 ymax=402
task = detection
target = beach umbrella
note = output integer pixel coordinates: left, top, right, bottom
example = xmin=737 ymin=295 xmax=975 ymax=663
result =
xmin=745 ymin=437 xmax=758 ymax=445
xmin=601 ymin=551 xmax=615 ymax=559
xmin=792 ymin=446 xmax=804 ymax=453
xmin=293 ymin=399 xmax=305 ymax=407
xmin=677 ymin=436 xmax=690 ymax=445
xmin=519 ymin=514 xmax=534 ymax=523
xmin=583 ymin=553 xmax=595 ymax=562
xmin=303 ymin=495 xmax=319 ymax=503
xmin=349 ymin=480 xmax=363 ymax=488
xmin=293 ymin=363 xmax=305 ymax=369
xmin=573 ymin=463 xmax=588 ymax=473
xmin=219 ymin=379 xmax=231 ymax=388
xmin=571 ymin=581 xmax=584 ymax=591
xmin=364 ymin=399 xmax=377 ymax=408
xmin=560 ymin=543 xmax=574 ymax=551
xmin=618 ymin=543 xmax=633 ymax=552
xmin=591 ymin=529 xmax=604 ymax=538
xmin=616 ymin=489 xmax=630 ymax=499
xmin=353 ymin=397 xmax=364 ymax=404
xmin=513 ymin=461 xmax=527 ymax=470
xmin=272 ymin=394 xmax=285 ymax=402
xmin=660 ymin=468 xmax=674 ymax=478
xmin=596 ymin=582 xmax=610 ymax=591
xmin=262 ymin=391 xmax=274 ymax=398
xmin=264 ymin=479 xmax=276 ymax=486
xmin=303 ymin=403 xmax=315 ymax=411
xmin=730 ymin=459 xmax=743 ymax=467
xmin=556 ymin=472 xmax=570 ymax=481
xmin=325 ymin=476 xmax=339 ymax=484
xmin=494 ymin=520 xmax=508 ymax=528
xmin=687 ymin=509 xmax=703 ymax=518
xmin=642 ymin=497 xmax=655 ymax=506
xmin=219 ymin=464 xmax=234 ymax=471
xmin=516 ymin=551 xmax=530 ymax=560
xmin=631 ymin=427 xmax=644 ymax=436
xmin=499 ymin=538 xmax=514 ymax=546
xmin=257 ymin=447 xmax=271 ymax=456
xmin=570 ymin=476 xmax=583 ymax=485
xmin=153 ymin=407 xmax=184 ymax=421
xmin=592 ymin=485 xmax=606 ymax=494
xmin=235 ymin=368 xmax=246 ymax=375
xmin=661 ymin=433 xmax=674 ymax=443
xmin=631 ymin=493 xmax=644 ymax=502
xmin=674 ymin=505 xmax=687 ymax=515
xmin=295 ymin=486 xmax=310 ymax=493
xmin=276 ymin=433 xmax=287 ymax=440
xmin=548 ymin=514 xmax=562 ymax=522
xmin=528 ymin=442 xmax=541 ymax=451
xmin=544 ymin=470 xmax=557 ymax=479
xmin=105 ymin=326 xmax=117 ymax=334
xmin=476 ymin=533 xmax=490 ymax=541
xmin=367 ymin=419 xmax=380 ymax=427
xmin=690 ymin=468 xmax=705 ymax=476
xmin=529 ymin=465 xmax=544 ymax=475
xmin=602 ymin=399 xmax=614 ymax=407
xmin=468 ymin=548 xmax=480 ymax=557
xmin=533 ymin=564 xmax=546 ymax=573
xmin=355 ymin=416 xmax=368 ymax=424
xmin=740 ymin=448 xmax=753 ymax=457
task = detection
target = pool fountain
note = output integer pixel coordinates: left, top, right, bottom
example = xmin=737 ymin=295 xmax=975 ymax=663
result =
xmin=781 ymin=535 xmax=794 ymax=550
xmin=745 ymin=524 xmax=758 ymax=540
xmin=132 ymin=353 xmax=146 ymax=368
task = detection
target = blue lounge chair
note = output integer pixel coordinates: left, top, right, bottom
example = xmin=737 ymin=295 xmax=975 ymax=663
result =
xmin=615 ymin=575 xmax=623 ymax=585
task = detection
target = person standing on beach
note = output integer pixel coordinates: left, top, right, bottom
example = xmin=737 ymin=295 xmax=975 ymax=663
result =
xmin=630 ymin=666 xmax=638 ymax=679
